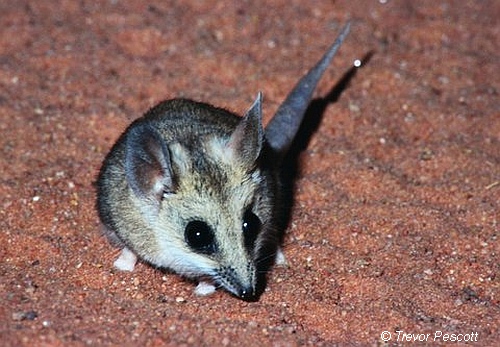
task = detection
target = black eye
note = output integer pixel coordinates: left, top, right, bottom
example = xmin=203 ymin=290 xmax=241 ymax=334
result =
xmin=242 ymin=209 xmax=261 ymax=251
xmin=185 ymin=220 xmax=216 ymax=255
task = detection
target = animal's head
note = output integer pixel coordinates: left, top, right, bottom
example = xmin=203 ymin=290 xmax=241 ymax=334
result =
xmin=123 ymin=94 xmax=278 ymax=301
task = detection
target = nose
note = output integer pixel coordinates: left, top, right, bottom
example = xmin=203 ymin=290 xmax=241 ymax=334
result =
xmin=239 ymin=287 xmax=258 ymax=302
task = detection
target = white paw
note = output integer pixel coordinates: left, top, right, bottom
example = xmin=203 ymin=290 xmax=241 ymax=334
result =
xmin=275 ymin=248 xmax=287 ymax=266
xmin=194 ymin=281 xmax=216 ymax=296
xmin=113 ymin=247 xmax=137 ymax=271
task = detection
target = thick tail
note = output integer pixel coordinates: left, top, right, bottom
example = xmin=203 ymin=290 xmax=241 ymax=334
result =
xmin=264 ymin=22 xmax=351 ymax=157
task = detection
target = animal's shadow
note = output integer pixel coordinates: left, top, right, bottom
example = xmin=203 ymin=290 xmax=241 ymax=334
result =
xmin=286 ymin=51 xmax=373 ymax=164
xmin=255 ymin=51 xmax=373 ymax=300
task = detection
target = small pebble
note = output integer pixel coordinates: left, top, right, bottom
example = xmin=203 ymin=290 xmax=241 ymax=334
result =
xmin=12 ymin=310 xmax=38 ymax=321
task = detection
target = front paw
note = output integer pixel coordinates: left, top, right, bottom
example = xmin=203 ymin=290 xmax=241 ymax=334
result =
xmin=113 ymin=247 xmax=137 ymax=271
xmin=194 ymin=281 xmax=216 ymax=296
xmin=275 ymin=247 xmax=287 ymax=266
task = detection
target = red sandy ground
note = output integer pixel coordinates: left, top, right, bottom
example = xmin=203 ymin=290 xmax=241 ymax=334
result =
xmin=1 ymin=1 xmax=498 ymax=346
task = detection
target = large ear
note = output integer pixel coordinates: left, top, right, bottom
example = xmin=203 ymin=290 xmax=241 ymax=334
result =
xmin=125 ymin=123 xmax=175 ymax=203
xmin=226 ymin=92 xmax=264 ymax=169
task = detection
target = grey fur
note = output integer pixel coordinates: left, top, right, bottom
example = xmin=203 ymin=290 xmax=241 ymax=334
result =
xmin=96 ymin=24 xmax=350 ymax=301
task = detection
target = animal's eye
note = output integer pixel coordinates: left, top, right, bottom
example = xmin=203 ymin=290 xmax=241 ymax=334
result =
xmin=242 ymin=209 xmax=261 ymax=250
xmin=185 ymin=220 xmax=216 ymax=255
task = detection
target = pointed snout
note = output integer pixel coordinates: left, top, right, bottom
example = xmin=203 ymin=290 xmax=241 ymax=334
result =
xmin=238 ymin=286 xmax=258 ymax=302
xmin=217 ymin=264 xmax=262 ymax=301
